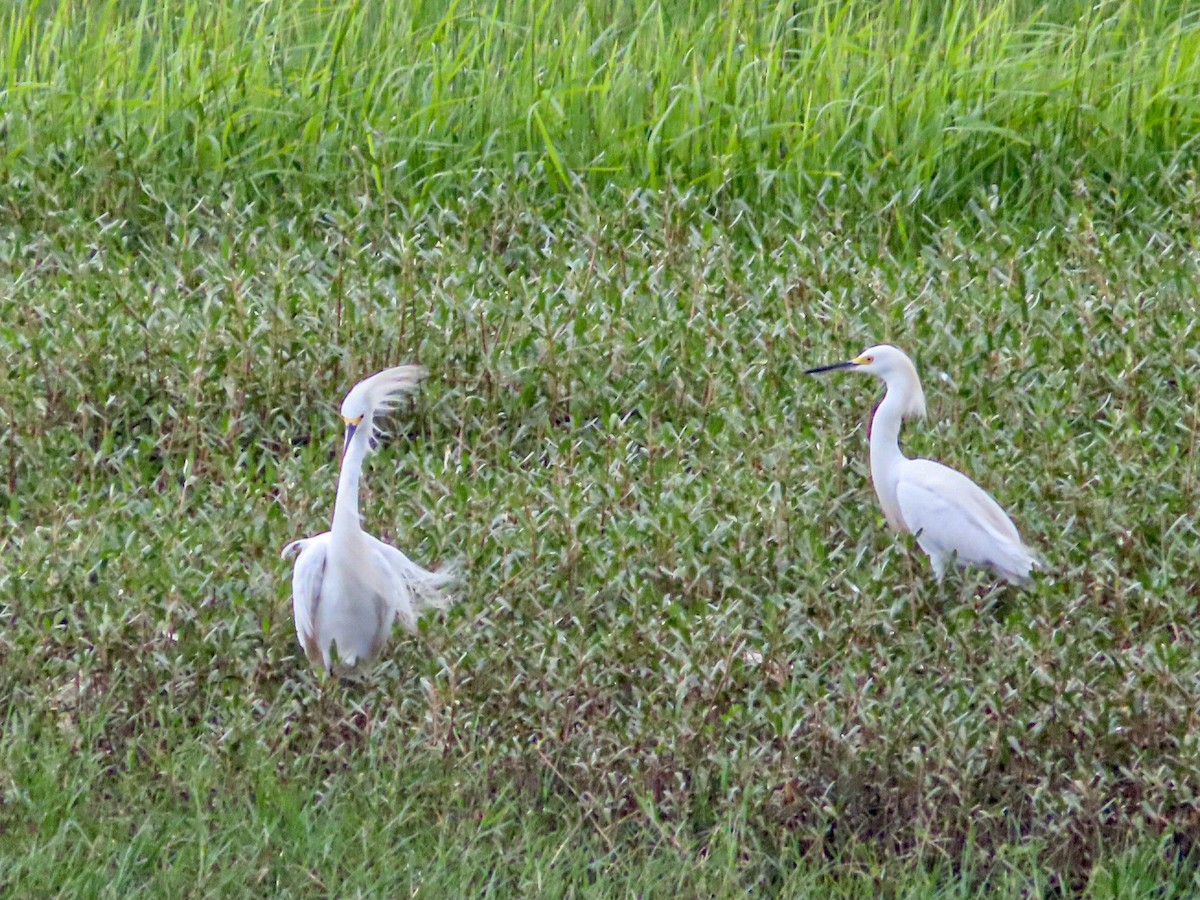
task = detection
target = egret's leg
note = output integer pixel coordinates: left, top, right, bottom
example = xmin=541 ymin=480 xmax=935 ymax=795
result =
xmin=928 ymin=552 xmax=947 ymax=583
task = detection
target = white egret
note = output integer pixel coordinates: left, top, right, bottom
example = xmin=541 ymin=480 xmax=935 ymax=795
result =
xmin=281 ymin=365 xmax=455 ymax=672
xmin=805 ymin=345 xmax=1039 ymax=584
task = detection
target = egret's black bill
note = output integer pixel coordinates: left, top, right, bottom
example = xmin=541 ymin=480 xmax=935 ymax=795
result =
xmin=343 ymin=421 xmax=358 ymax=455
xmin=804 ymin=361 xmax=856 ymax=375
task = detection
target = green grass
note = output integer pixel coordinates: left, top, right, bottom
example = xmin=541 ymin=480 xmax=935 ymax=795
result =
xmin=4 ymin=0 xmax=1200 ymax=896
xmin=4 ymin=0 xmax=1200 ymax=234
xmin=5 ymin=187 xmax=1200 ymax=895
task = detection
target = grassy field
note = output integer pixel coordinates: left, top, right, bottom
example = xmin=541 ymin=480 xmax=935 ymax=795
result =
xmin=4 ymin=0 xmax=1200 ymax=896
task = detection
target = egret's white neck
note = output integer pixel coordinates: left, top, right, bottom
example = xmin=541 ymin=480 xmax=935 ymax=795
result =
xmin=331 ymin=422 xmax=370 ymax=537
xmin=868 ymin=365 xmax=925 ymax=531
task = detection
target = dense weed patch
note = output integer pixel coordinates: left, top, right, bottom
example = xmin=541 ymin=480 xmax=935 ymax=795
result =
xmin=3 ymin=187 xmax=1200 ymax=893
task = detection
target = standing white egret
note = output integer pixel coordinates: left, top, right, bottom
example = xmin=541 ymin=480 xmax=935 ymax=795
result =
xmin=281 ymin=365 xmax=455 ymax=672
xmin=805 ymin=345 xmax=1039 ymax=584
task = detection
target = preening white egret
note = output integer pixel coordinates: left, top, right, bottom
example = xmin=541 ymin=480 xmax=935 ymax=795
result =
xmin=805 ymin=345 xmax=1039 ymax=584
xmin=281 ymin=365 xmax=454 ymax=672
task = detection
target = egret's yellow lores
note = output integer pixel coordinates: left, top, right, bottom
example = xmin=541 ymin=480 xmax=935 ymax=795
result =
xmin=806 ymin=345 xmax=1039 ymax=584
xmin=282 ymin=366 xmax=455 ymax=671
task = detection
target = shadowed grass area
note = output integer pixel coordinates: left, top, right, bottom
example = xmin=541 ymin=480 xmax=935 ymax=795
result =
xmin=3 ymin=185 xmax=1200 ymax=894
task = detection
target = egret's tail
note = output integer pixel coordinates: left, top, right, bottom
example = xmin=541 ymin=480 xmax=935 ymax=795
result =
xmin=374 ymin=541 xmax=458 ymax=629
xmin=995 ymin=542 xmax=1042 ymax=585
xmin=400 ymin=557 xmax=458 ymax=615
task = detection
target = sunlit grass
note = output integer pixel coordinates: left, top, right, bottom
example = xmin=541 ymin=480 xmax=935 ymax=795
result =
xmin=3 ymin=0 xmax=1199 ymax=231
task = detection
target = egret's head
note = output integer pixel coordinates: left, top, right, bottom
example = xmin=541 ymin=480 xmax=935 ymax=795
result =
xmin=339 ymin=364 xmax=428 ymax=453
xmin=805 ymin=344 xmax=926 ymax=418
xmin=843 ymin=344 xmax=913 ymax=378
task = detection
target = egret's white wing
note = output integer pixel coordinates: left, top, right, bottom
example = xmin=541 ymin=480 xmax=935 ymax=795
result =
xmin=896 ymin=458 xmax=1037 ymax=582
xmin=906 ymin=459 xmax=1019 ymax=539
xmin=366 ymin=533 xmax=456 ymax=631
xmin=283 ymin=533 xmax=330 ymax=668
